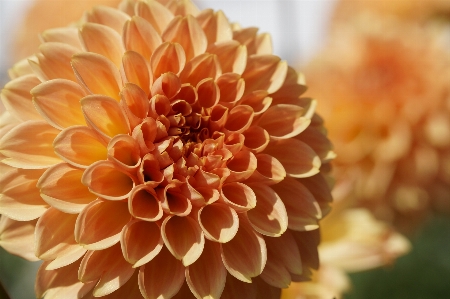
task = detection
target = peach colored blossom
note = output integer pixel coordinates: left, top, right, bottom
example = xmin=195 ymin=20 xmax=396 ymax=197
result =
xmin=0 ymin=0 xmax=334 ymax=298
xmin=304 ymin=13 xmax=450 ymax=233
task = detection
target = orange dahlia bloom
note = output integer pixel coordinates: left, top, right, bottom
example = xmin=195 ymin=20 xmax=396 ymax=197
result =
xmin=0 ymin=0 xmax=334 ymax=298
xmin=304 ymin=14 xmax=450 ymax=232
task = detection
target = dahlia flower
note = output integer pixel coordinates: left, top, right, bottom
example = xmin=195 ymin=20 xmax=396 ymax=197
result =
xmin=0 ymin=0 xmax=334 ymax=298
xmin=304 ymin=13 xmax=450 ymax=232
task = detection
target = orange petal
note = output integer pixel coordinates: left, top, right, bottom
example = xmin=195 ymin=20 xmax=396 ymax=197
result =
xmin=301 ymin=173 xmax=333 ymax=215
xmin=151 ymin=42 xmax=186 ymax=79
xmin=151 ymin=71 xmax=181 ymax=99
xmin=263 ymin=139 xmax=321 ymax=178
xmin=220 ymin=182 xmax=256 ymax=212
xmin=216 ymin=73 xmax=245 ymax=106
xmin=75 ymin=199 xmax=130 ymax=250
xmin=271 ymin=178 xmax=322 ymax=231
xmin=259 ymin=254 xmax=291 ymax=288
xmin=82 ymin=161 xmax=135 ymax=201
xmin=241 ymin=55 xmax=287 ymax=94
xmin=72 ymin=52 xmax=122 ymax=100
xmin=85 ymin=5 xmax=130 ymax=34
xmin=161 ymin=215 xmax=205 ymax=266
xmin=221 ymin=214 xmax=267 ymax=282
xmin=132 ymin=117 xmax=158 ymax=155
xmin=1 ymin=74 xmax=42 ymax=121
xmin=124 ymin=16 xmax=162 ymax=60
xmin=247 ymin=153 xmax=286 ymax=185
xmin=41 ymin=27 xmax=83 ymax=50
xmin=33 ymin=42 xmax=79 ymax=82
xmin=53 ymin=126 xmax=107 ymax=168
xmin=197 ymin=78 xmax=220 ymax=108
xmin=0 ymin=216 xmax=38 ymax=261
xmin=186 ymin=240 xmax=226 ymax=299
xmin=223 ymin=105 xmax=254 ymax=135
xmin=108 ymin=134 xmax=141 ymax=171
xmin=162 ymin=15 xmax=207 ymax=61
xmin=138 ymin=246 xmax=185 ymax=299
xmin=221 ymin=274 xmax=257 ymax=299
xmin=121 ymin=51 xmax=152 ymax=95
xmin=128 ymin=185 xmax=163 ymax=221
xmin=198 ymin=203 xmax=239 ymax=243
xmin=83 ymin=270 xmax=144 ymax=299
xmin=0 ymin=168 xmax=47 ymax=221
xmin=135 ymin=0 xmax=175 ymax=35
xmin=296 ymin=126 xmax=336 ymax=162
xmin=79 ymin=244 xmax=135 ymax=297
xmin=240 ymin=90 xmax=272 ymax=115
xmin=120 ymin=219 xmax=163 ymax=268
xmin=80 ymin=22 xmax=124 ymax=67
xmin=179 ymin=53 xmax=222 ymax=86
xmin=0 ymin=120 xmax=61 ymax=169
xmin=243 ymin=126 xmax=270 ymax=153
xmin=226 ymin=150 xmax=257 ymax=182
xmin=31 ymin=79 xmax=86 ymax=129
xmin=81 ymin=95 xmax=130 ymax=140
xmin=271 ymin=66 xmax=307 ymax=105
xmin=35 ymin=208 xmax=86 ymax=269
xmin=120 ymin=83 xmax=150 ymax=129
xmin=37 ymin=163 xmax=97 ymax=214
xmin=207 ymin=41 xmax=247 ymax=75
xmin=196 ymin=9 xmax=232 ymax=44
xmin=246 ymin=184 xmax=288 ymax=237
xmin=264 ymin=230 xmax=302 ymax=276
xmin=7 ymin=58 xmax=34 ymax=80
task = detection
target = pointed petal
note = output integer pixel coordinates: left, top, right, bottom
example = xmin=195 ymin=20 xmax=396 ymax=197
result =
xmin=138 ymin=246 xmax=185 ymax=299
xmin=35 ymin=42 xmax=79 ymax=82
xmin=80 ymin=22 xmax=124 ymax=67
xmin=151 ymin=42 xmax=186 ymax=79
xmin=121 ymin=51 xmax=152 ymax=95
xmin=41 ymin=27 xmax=83 ymax=50
xmin=0 ymin=120 xmax=61 ymax=169
xmin=135 ymin=0 xmax=175 ymax=35
xmin=259 ymin=254 xmax=291 ymax=288
xmin=123 ymin=16 xmax=162 ymax=60
xmin=208 ymin=41 xmax=247 ymax=75
xmin=162 ymin=215 xmax=205 ymax=266
xmin=120 ymin=219 xmax=163 ymax=268
xmin=72 ymin=52 xmax=122 ymax=100
xmin=296 ymin=126 xmax=335 ymax=162
xmin=216 ymin=73 xmax=245 ymax=106
xmin=263 ymin=139 xmax=321 ymax=178
xmin=0 ymin=168 xmax=47 ymax=221
xmin=196 ymin=9 xmax=232 ymax=44
xmin=223 ymin=105 xmax=254 ymax=135
xmin=221 ymin=214 xmax=267 ymax=282
xmin=198 ymin=203 xmax=239 ymax=243
xmin=0 ymin=216 xmax=38 ymax=261
xmin=242 ymin=126 xmax=270 ymax=153
xmin=220 ymin=182 xmax=256 ymax=212
xmin=265 ymin=230 xmax=302 ymax=276
xmin=31 ymin=79 xmax=87 ymax=129
xmin=247 ymin=153 xmax=286 ymax=185
xmin=75 ymin=199 xmax=130 ymax=250
xmin=241 ymin=55 xmax=287 ymax=94
xmin=240 ymin=90 xmax=272 ymax=115
xmin=37 ymin=163 xmax=97 ymax=214
xmin=53 ymin=126 xmax=107 ymax=168
xmin=226 ymin=150 xmax=257 ymax=182
xmin=179 ymin=53 xmax=222 ymax=86
xmin=1 ymin=74 xmax=42 ymax=121
xmin=85 ymin=5 xmax=131 ymax=34
xmin=151 ymin=72 xmax=181 ymax=99
xmin=128 ymin=185 xmax=163 ymax=221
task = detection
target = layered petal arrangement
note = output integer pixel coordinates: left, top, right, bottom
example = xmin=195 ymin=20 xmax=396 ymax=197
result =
xmin=0 ymin=0 xmax=334 ymax=298
xmin=304 ymin=13 xmax=450 ymax=232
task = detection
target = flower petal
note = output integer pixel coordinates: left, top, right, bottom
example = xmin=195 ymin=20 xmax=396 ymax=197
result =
xmin=241 ymin=55 xmax=287 ymax=94
xmin=264 ymin=139 xmax=321 ymax=178
xmin=223 ymin=105 xmax=254 ymax=135
xmin=75 ymin=199 xmax=130 ymax=250
xmin=72 ymin=52 xmax=122 ymax=100
xmin=37 ymin=163 xmax=97 ymax=214
xmin=221 ymin=214 xmax=267 ymax=282
xmin=120 ymin=83 xmax=151 ymax=129
xmin=180 ymin=53 xmax=222 ymax=86
xmin=264 ymin=230 xmax=303 ymax=276
xmin=196 ymin=9 xmax=232 ymax=44
xmin=151 ymin=42 xmax=186 ymax=79
xmin=1 ymin=74 xmax=42 ymax=121
xmin=31 ymin=79 xmax=87 ymax=129
xmin=108 ymin=134 xmax=141 ymax=171
xmin=220 ymin=182 xmax=256 ymax=212
xmin=135 ymin=0 xmax=175 ymax=35
xmin=207 ymin=41 xmax=247 ymax=75
xmin=198 ymin=203 xmax=239 ymax=243
xmin=161 ymin=215 xmax=205 ymax=266
xmin=226 ymin=150 xmax=257 ymax=182
xmin=247 ymin=153 xmax=286 ymax=185
xmin=216 ymin=73 xmax=245 ymax=106
xmin=138 ymin=246 xmax=185 ymax=299
xmin=33 ymin=42 xmax=79 ymax=82
xmin=128 ymin=185 xmax=163 ymax=221
xmin=242 ymin=126 xmax=270 ymax=153
xmin=120 ymin=219 xmax=163 ymax=268
xmin=296 ymin=126 xmax=336 ymax=162
xmin=220 ymin=274 xmax=256 ymax=299
xmin=121 ymin=51 xmax=152 ymax=95
xmin=0 ymin=216 xmax=38 ymax=261
xmin=123 ymin=16 xmax=162 ymax=60
xmin=85 ymin=5 xmax=130 ymax=34
xmin=0 ymin=168 xmax=47 ymax=221
xmin=246 ymin=184 xmax=288 ymax=237
xmin=40 ymin=27 xmax=83 ymax=50
xmin=186 ymin=240 xmax=226 ymax=299
xmin=53 ymin=126 xmax=107 ymax=168
xmin=0 ymin=120 xmax=62 ymax=169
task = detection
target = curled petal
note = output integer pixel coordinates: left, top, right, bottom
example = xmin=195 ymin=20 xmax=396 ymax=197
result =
xmin=151 ymin=42 xmax=186 ymax=79
xmin=0 ymin=168 xmax=47 ymax=221
xmin=38 ymin=163 xmax=96 ymax=214
xmin=226 ymin=150 xmax=257 ymax=182
xmin=123 ymin=16 xmax=162 ymax=60
xmin=85 ymin=5 xmax=130 ymax=34
xmin=271 ymin=178 xmax=322 ymax=231
xmin=82 ymin=161 xmax=135 ymax=201
xmin=223 ymin=133 xmax=245 ymax=155
xmin=246 ymin=184 xmax=288 ymax=237
xmin=31 ymin=79 xmax=86 ymax=129
xmin=247 ymin=154 xmax=286 ymax=185
xmin=220 ymin=182 xmax=256 ymax=212
xmin=151 ymin=72 xmax=181 ymax=99
xmin=271 ymin=66 xmax=307 ymax=104
xmin=1 ymin=74 xmax=42 ymax=121
xmin=135 ymin=0 xmax=175 ymax=34
xmin=120 ymin=83 xmax=150 ymax=129
xmin=159 ymin=185 xmax=193 ymax=216
xmin=221 ymin=215 xmax=267 ymax=282
xmin=108 ymin=134 xmax=141 ymax=171
xmin=138 ymin=246 xmax=185 ymax=299
xmin=72 ymin=52 xmax=122 ymax=100
xmin=196 ymin=9 xmax=232 ymax=44
xmin=224 ymin=105 xmax=254 ymax=135
xmin=197 ymin=78 xmax=220 ymax=108
xmin=186 ymin=240 xmax=226 ymax=299
xmin=240 ymin=90 xmax=272 ymax=115
xmin=120 ymin=219 xmax=163 ymax=268
xmin=264 ymin=139 xmax=321 ymax=178
xmin=75 ymin=199 xmax=130 ymax=250
xmin=242 ymin=55 xmax=287 ymax=94
xmin=198 ymin=203 xmax=239 ymax=243
xmin=53 ymin=126 xmax=107 ymax=168
xmin=216 ymin=73 xmax=245 ymax=106
xmin=81 ymin=95 xmax=130 ymax=140
xmin=121 ymin=52 xmax=152 ymax=97
xmin=137 ymin=153 xmax=164 ymax=187
xmin=296 ymin=126 xmax=336 ymax=162
xmin=179 ymin=53 xmax=222 ymax=86
xmin=0 ymin=216 xmax=38 ymax=261
xmin=243 ymin=126 xmax=270 ymax=153
xmin=162 ymin=215 xmax=205 ymax=266
xmin=208 ymin=41 xmax=247 ymax=75
xmin=0 ymin=120 xmax=61 ymax=169
xmin=79 ymin=244 xmax=135 ymax=297
xmin=162 ymin=15 xmax=207 ymax=61
xmin=80 ymin=22 xmax=124 ymax=67
xmin=129 ymin=185 xmax=163 ymax=221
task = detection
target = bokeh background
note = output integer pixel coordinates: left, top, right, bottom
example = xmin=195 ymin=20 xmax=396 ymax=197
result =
xmin=0 ymin=0 xmax=449 ymax=298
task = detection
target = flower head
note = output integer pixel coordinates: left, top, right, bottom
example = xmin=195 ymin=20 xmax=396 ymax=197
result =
xmin=0 ymin=0 xmax=334 ymax=298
